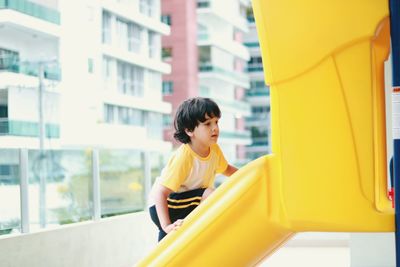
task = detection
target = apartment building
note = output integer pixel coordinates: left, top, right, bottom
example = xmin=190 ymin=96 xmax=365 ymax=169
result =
xmin=162 ymin=0 xmax=252 ymax=165
xmin=0 ymin=0 xmax=61 ymax=149
xmin=0 ymin=0 xmax=172 ymax=231
xmin=60 ymin=0 xmax=172 ymax=152
xmin=0 ymin=0 xmax=172 ymax=152
xmin=243 ymin=6 xmax=271 ymax=160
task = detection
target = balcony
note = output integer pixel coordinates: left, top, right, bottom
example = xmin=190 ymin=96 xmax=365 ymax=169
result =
xmin=0 ymin=0 xmax=60 ymax=24
xmin=244 ymin=42 xmax=259 ymax=48
xmin=197 ymin=33 xmax=250 ymax=61
xmin=196 ymin=0 xmax=248 ymax=32
xmin=0 ymin=61 xmax=61 ymax=81
xmin=219 ymin=129 xmax=251 ymax=145
xmin=197 ymin=0 xmax=210 ymax=8
xmin=199 ymin=63 xmax=250 ymax=88
xmin=246 ymin=89 xmax=270 ymax=97
xmin=102 ymin=0 xmax=169 ymax=35
xmin=247 ymin=65 xmax=264 ymax=72
xmin=202 ymin=96 xmax=251 ymax=117
xmin=0 ymin=119 xmax=59 ymax=138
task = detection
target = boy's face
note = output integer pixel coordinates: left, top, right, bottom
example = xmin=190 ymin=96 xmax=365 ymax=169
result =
xmin=187 ymin=114 xmax=220 ymax=146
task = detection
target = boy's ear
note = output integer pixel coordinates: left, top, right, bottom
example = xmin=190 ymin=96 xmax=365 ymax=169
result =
xmin=185 ymin=129 xmax=194 ymax=137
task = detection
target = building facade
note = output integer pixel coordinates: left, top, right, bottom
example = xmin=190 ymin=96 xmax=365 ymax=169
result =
xmin=243 ymin=6 xmax=271 ymax=160
xmin=0 ymin=0 xmax=172 ymax=152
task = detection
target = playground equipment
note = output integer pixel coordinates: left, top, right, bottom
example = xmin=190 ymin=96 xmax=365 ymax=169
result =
xmin=136 ymin=0 xmax=395 ymax=266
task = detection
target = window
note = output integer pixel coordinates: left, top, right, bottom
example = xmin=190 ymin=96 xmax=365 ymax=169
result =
xmin=102 ymin=11 xmax=112 ymax=44
xmin=162 ymin=81 xmax=173 ymax=95
xmin=117 ymin=61 xmax=144 ymax=97
xmin=140 ymin=0 xmax=155 ymax=17
xmin=198 ymin=46 xmax=211 ymax=64
xmin=197 ymin=24 xmax=208 ymax=40
xmin=0 ymin=48 xmax=19 ymax=72
xmin=0 ymin=105 xmax=7 ymax=118
xmin=251 ymin=106 xmax=270 ymax=115
xmin=116 ymin=18 xmax=129 ymax=50
xmin=162 ymin=47 xmax=172 ymax=61
xmin=88 ymin=58 xmax=94 ymax=73
xmin=247 ymin=56 xmax=263 ymax=72
xmin=246 ymin=7 xmax=255 ymax=22
xmin=148 ymin=31 xmax=158 ymax=58
xmin=148 ymin=71 xmax=161 ymax=94
xmin=161 ymin=14 xmax=171 ymax=25
xmin=129 ymin=23 xmax=142 ymax=53
xmin=250 ymin=81 xmax=265 ymax=89
xmin=104 ymin=104 xmax=115 ymax=123
xmin=104 ymin=104 xmax=144 ymax=126
xmin=147 ymin=112 xmax=163 ymax=139
xmin=102 ymin=56 xmax=112 ymax=80
xmin=163 ymin=114 xmax=172 ymax=127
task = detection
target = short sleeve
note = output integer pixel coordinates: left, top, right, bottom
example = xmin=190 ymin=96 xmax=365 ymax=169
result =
xmin=214 ymin=144 xmax=228 ymax=174
xmin=159 ymin=147 xmax=192 ymax=192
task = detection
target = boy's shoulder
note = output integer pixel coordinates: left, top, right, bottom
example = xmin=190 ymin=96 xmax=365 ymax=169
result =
xmin=210 ymin=143 xmax=223 ymax=154
xmin=174 ymin=144 xmax=193 ymax=158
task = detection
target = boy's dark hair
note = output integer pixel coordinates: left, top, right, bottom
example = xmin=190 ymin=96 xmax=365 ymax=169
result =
xmin=173 ymin=97 xmax=221 ymax=144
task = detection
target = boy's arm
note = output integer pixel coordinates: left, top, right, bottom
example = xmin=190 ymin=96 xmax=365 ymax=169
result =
xmin=153 ymin=184 xmax=182 ymax=233
xmin=223 ymin=164 xmax=238 ymax=177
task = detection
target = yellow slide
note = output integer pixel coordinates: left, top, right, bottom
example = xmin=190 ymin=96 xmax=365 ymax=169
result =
xmin=136 ymin=0 xmax=394 ymax=266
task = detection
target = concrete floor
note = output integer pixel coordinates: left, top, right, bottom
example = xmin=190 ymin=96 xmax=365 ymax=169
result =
xmin=258 ymin=233 xmax=350 ymax=267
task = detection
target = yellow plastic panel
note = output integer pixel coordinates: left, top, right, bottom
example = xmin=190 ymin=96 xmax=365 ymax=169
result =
xmin=137 ymin=0 xmax=394 ymax=266
xmin=136 ymin=156 xmax=294 ymax=267
xmin=252 ymin=0 xmax=388 ymax=84
xmin=253 ymin=0 xmax=393 ymax=231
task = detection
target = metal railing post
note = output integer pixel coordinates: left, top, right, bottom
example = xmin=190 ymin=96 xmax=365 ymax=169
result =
xmin=19 ymin=148 xmax=29 ymax=233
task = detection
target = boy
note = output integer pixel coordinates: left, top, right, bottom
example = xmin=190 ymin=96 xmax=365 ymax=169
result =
xmin=148 ymin=97 xmax=237 ymax=241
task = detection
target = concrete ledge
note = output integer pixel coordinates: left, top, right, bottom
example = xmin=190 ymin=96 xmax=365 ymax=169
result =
xmin=0 ymin=212 xmax=158 ymax=267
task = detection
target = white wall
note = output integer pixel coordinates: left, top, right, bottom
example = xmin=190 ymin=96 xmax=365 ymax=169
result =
xmin=8 ymin=87 xmax=60 ymax=123
xmin=350 ymin=233 xmax=395 ymax=267
xmin=0 ymin=212 xmax=158 ymax=267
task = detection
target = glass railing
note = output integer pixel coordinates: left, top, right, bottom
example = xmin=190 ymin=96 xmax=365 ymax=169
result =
xmin=244 ymin=42 xmax=259 ymax=47
xmin=199 ymin=63 xmax=249 ymax=85
xmin=99 ymin=150 xmax=145 ymax=216
xmin=246 ymin=89 xmax=270 ymax=97
xmin=0 ymin=148 xmax=167 ymax=235
xmin=247 ymin=65 xmax=264 ymax=72
xmin=0 ymin=61 xmax=61 ymax=81
xmin=0 ymin=150 xmax=21 ymax=235
xmin=0 ymin=0 xmax=60 ymax=25
xmin=247 ymin=16 xmax=255 ymax=23
xmin=197 ymin=0 xmax=210 ymax=8
xmin=246 ymin=115 xmax=269 ymax=121
xmin=216 ymin=98 xmax=250 ymax=114
xmin=197 ymin=32 xmax=209 ymax=41
xmin=220 ymin=130 xmax=251 ymax=140
xmin=249 ymin=137 xmax=269 ymax=146
xmin=0 ymin=119 xmax=60 ymax=138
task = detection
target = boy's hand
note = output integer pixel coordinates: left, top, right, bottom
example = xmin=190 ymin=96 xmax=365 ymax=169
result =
xmin=163 ymin=219 xmax=184 ymax=233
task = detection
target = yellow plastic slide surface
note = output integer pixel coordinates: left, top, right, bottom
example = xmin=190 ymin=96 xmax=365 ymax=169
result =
xmin=137 ymin=0 xmax=395 ymax=266
xmin=137 ymin=155 xmax=294 ymax=267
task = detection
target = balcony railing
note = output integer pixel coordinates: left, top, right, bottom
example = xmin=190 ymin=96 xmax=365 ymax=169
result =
xmin=220 ymin=130 xmax=251 ymax=140
xmin=244 ymin=42 xmax=259 ymax=48
xmin=0 ymin=0 xmax=60 ymax=24
xmin=246 ymin=89 xmax=270 ymax=97
xmin=198 ymin=94 xmax=250 ymax=116
xmin=247 ymin=65 xmax=264 ymax=72
xmin=0 ymin=148 xmax=165 ymax=235
xmin=0 ymin=119 xmax=60 ymax=138
xmin=199 ymin=63 xmax=249 ymax=86
xmin=0 ymin=61 xmax=61 ymax=81
xmin=197 ymin=0 xmax=210 ymax=8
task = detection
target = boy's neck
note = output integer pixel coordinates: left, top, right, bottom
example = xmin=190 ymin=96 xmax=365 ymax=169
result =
xmin=188 ymin=142 xmax=210 ymax=158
